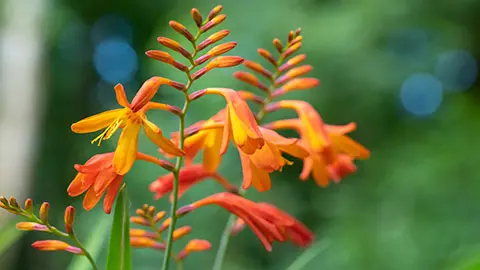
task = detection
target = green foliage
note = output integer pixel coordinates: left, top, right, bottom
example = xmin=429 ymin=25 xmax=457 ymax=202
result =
xmin=0 ymin=220 xmax=23 ymax=257
xmin=106 ymin=186 xmax=132 ymax=270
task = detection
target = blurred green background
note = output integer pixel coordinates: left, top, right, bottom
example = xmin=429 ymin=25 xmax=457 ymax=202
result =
xmin=1 ymin=0 xmax=480 ymax=269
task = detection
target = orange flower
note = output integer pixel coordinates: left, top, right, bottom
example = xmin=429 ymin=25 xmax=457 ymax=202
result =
xmin=239 ymin=127 xmax=308 ymax=191
xmin=265 ymin=119 xmax=369 ymax=186
xmin=203 ymin=88 xmax=264 ymax=155
xmin=71 ymin=77 xmax=184 ymax=174
xmin=149 ymin=164 xmax=236 ymax=200
xmin=178 ymin=192 xmax=314 ymax=251
xmin=67 ymin=152 xmax=124 ymax=214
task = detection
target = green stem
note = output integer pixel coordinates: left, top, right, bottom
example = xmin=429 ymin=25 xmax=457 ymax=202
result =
xmin=284 ymin=240 xmax=330 ymax=270
xmin=212 ymin=52 xmax=286 ymax=270
xmin=161 ymin=30 xmax=202 ymax=270
xmin=70 ymin=232 xmax=99 ymax=270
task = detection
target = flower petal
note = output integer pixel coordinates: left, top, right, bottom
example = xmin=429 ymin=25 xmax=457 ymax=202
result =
xmin=93 ymin=169 xmax=118 ymax=195
xmin=250 ymin=164 xmax=271 ymax=192
xmin=83 ymin=187 xmax=103 ymax=211
xmin=113 ymin=122 xmax=141 ymax=175
xmin=103 ymin=175 xmax=124 ymax=214
xmin=114 ymin=84 xmax=130 ymax=107
xmin=67 ymin=173 xmax=96 ymax=197
xmin=202 ymin=129 xmax=223 ymax=172
xmin=142 ymin=118 xmax=184 ymax=156
xmin=71 ymin=109 xmax=124 ymax=134
xmin=240 ymin=153 xmax=252 ymax=190
xmin=220 ymin=106 xmax=232 ymax=155
xmin=330 ymin=135 xmax=370 ymax=159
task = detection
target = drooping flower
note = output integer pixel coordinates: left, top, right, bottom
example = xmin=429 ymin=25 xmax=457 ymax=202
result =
xmin=239 ymin=127 xmax=308 ymax=191
xmin=71 ymin=77 xmax=184 ymax=174
xmin=178 ymin=192 xmax=314 ymax=251
xmin=149 ymin=164 xmax=236 ymax=200
xmin=67 ymin=152 xmax=123 ymax=214
xmin=265 ymin=118 xmax=370 ymax=186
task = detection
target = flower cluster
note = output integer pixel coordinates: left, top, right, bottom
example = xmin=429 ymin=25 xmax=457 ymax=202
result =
xmin=0 ymin=4 xmax=369 ymax=270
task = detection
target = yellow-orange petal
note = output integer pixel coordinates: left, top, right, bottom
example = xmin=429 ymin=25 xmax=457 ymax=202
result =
xmin=67 ymin=173 xmax=95 ymax=197
xmin=113 ymin=122 xmax=141 ymax=175
xmin=142 ymin=118 xmax=184 ymax=157
xmin=331 ymin=135 xmax=370 ymax=159
xmin=311 ymin=157 xmax=329 ymax=187
xmin=202 ymin=129 xmax=223 ymax=172
xmin=71 ymin=109 xmax=124 ymax=134
xmin=250 ymin=163 xmax=271 ymax=192
xmin=114 ymin=84 xmax=130 ymax=107
xmin=239 ymin=153 xmax=252 ymax=190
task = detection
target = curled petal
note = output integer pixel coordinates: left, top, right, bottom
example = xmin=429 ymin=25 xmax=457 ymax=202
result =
xmin=71 ymin=109 xmax=124 ymax=134
xmin=142 ymin=118 xmax=184 ymax=157
xmin=114 ymin=84 xmax=130 ymax=107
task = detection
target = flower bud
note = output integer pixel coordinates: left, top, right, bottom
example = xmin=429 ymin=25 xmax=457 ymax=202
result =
xmin=147 ymin=206 xmax=156 ymax=216
xmin=177 ymin=239 xmax=211 ymax=260
xmin=188 ymin=89 xmax=207 ymax=101
xmin=234 ymin=71 xmax=268 ymax=91
xmin=207 ymin=56 xmax=244 ymax=68
xmin=278 ymin=54 xmax=306 ymax=72
xmin=196 ymin=30 xmax=230 ymax=51
xmin=272 ymin=78 xmax=319 ymax=97
xmin=159 ymin=217 xmax=171 ymax=232
xmin=282 ymin=42 xmax=302 ymax=59
xmin=169 ymin=21 xmax=194 ymax=42
xmin=153 ymin=211 xmax=167 ymax=223
xmin=64 ymin=206 xmax=75 ymax=234
xmin=289 ymin=35 xmax=303 ymax=46
xmin=130 ymin=237 xmax=165 ymax=250
xmin=257 ymin=48 xmax=277 ymax=67
xmin=39 ymin=202 xmax=50 ymax=224
xmin=230 ymin=218 xmax=245 ymax=235
xmin=130 ymin=216 xmax=150 ymax=226
xmin=130 ymin=229 xmax=158 ymax=239
xmin=32 ymin=240 xmax=83 ymax=254
xmin=243 ymin=60 xmax=272 ymax=79
xmin=273 ymin=38 xmax=283 ymax=53
xmin=191 ymin=8 xmax=203 ymax=27
xmin=200 ymin=14 xmax=226 ymax=33
xmin=295 ymin=27 xmax=302 ymax=36
xmin=275 ymin=65 xmax=312 ymax=85
xmin=0 ymin=196 xmax=8 ymax=209
xmin=16 ymin=222 xmax=49 ymax=232
xmin=136 ymin=208 xmax=146 ymax=217
xmin=24 ymin=198 xmax=33 ymax=212
xmin=237 ymin=91 xmax=264 ymax=104
xmin=8 ymin=197 xmax=19 ymax=209
xmin=207 ymin=5 xmax=223 ymax=21
xmin=288 ymin=30 xmax=295 ymax=42
xmin=157 ymin=37 xmax=192 ymax=59
xmin=173 ymin=226 xmax=192 ymax=241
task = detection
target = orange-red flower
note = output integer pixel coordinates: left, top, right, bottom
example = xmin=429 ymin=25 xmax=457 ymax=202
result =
xmin=149 ymin=164 xmax=236 ymax=200
xmin=178 ymin=192 xmax=314 ymax=251
xmin=71 ymin=77 xmax=184 ymax=174
xmin=67 ymin=152 xmax=124 ymax=214
xmin=265 ymin=118 xmax=370 ymax=186
xmin=239 ymin=127 xmax=308 ymax=191
xmin=203 ymin=88 xmax=264 ymax=155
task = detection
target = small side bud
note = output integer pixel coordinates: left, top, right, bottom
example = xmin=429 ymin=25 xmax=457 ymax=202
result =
xmin=158 ymin=159 xmax=176 ymax=172
xmin=32 ymin=240 xmax=83 ymax=254
xmin=130 ymin=216 xmax=150 ymax=226
xmin=0 ymin=196 xmax=9 ymax=209
xmin=207 ymin=5 xmax=223 ymax=21
xmin=24 ymin=198 xmax=33 ymax=212
xmin=200 ymin=14 xmax=226 ymax=33
xmin=278 ymin=54 xmax=306 ymax=72
xmin=131 ymin=237 xmax=165 ymax=250
xmin=191 ymin=8 xmax=203 ymax=27
xmin=157 ymin=37 xmax=192 ymax=59
xmin=64 ymin=206 xmax=75 ymax=234
xmin=173 ymin=226 xmax=192 ymax=241
xmin=39 ymin=202 xmax=50 ymax=224
xmin=244 ymin=60 xmax=273 ymax=79
xmin=191 ymin=67 xmax=210 ymax=80
xmin=189 ymin=89 xmax=207 ymax=101
xmin=272 ymin=78 xmax=320 ymax=97
xmin=16 ymin=222 xmax=49 ymax=232
xmin=207 ymin=56 xmax=244 ymax=68
xmin=257 ymin=48 xmax=277 ymax=67
xmin=275 ymin=65 xmax=313 ymax=85
xmin=196 ymin=30 xmax=230 ymax=51
xmin=195 ymin=41 xmax=237 ymax=65
xmin=237 ymin=91 xmax=265 ymax=105
xmin=130 ymin=229 xmax=158 ymax=239
xmin=295 ymin=27 xmax=302 ymax=36
xmin=230 ymin=218 xmax=245 ymax=236
xmin=8 ymin=197 xmax=20 ymax=209
xmin=177 ymin=239 xmax=212 ymax=260
xmin=142 ymin=204 xmax=149 ymax=211
xmin=176 ymin=205 xmax=195 ymax=217
xmin=289 ymin=35 xmax=303 ymax=46
xmin=153 ymin=211 xmax=167 ymax=223
xmin=169 ymin=21 xmax=194 ymax=42
xmin=282 ymin=42 xmax=302 ymax=59
xmin=273 ymin=38 xmax=283 ymax=53
xmin=234 ymin=71 xmax=268 ymax=92
xmin=136 ymin=209 xmax=146 ymax=217
xmin=288 ymin=30 xmax=295 ymax=42
xmin=159 ymin=218 xmax=171 ymax=232
xmin=147 ymin=206 xmax=156 ymax=216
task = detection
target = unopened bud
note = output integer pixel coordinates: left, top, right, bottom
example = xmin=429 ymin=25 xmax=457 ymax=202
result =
xmin=32 ymin=240 xmax=83 ymax=254
xmin=153 ymin=211 xmax=167 ymax=223
xmin=272 ymin=78 xmax=320 ymax=97
xmin=130 ymin=229 xmax=158 ymax=239
xmin=131 ymin=237 xmax=165 ymax=250
xmin=244 ymin=60 xmax=273 ymax=79
xmin=275 ymin=65 xmax=312 ymax=85
xmin=200 ymin=14 xmax=226 ymax=33
xmin=64 ymin=206 xmax=75 ymax=234
xmin=273 ymin=38 xmax=283 ymax=53
xmin=173 ymin=226 xmax=192 ymax=241
xmin=230 ymin=218 xmax=245 ymax=235
xmin=8 ymin=197 xmax=19 ymax=209
xmin=289 ymin=35 xmax=303 ymax=46
xmin=282 ymin=42 xmax=301 ymax=59
xmin=257 ymin=48 xmax=277 ymax=67
xmin=288 ymin=30 xmax=295 ymax=42
xmin=147 ymin=206 xmax=155 ymax=216
xmin=16 ymin=222 xmax=49 ymax=232
xmin=188 ymin=89 xmax=207 ymax=101
xmin=191 ymin=8 xmax=203 ymax=27
xmin=196 ymin=30 xmax=230 ymax=51
xmin=136 ymin=209 xmax=146 ymax=217
xmin=234 ymin=71 xmax=268 ymax=92
xmin=130 ymin=216 xmax=149 ymax=226
xmin=157 ymin=37 xmax=192 ymax=59
xmin=207 ymin=56 xmax=244 ymax=68
xmin=207 ymin=5 xmax=223 ymax=21
xmin=278 ymin=54 xmax=306 ymax=72
xmin=39 ymin=202 xmax=49 ymax=224
xmin=177 ymin=239 xmax=212 ymax=260
xmin=169 ymin=21 xmax=194 ymax=42
xmin=295 ymin=27 xmax=302 ymax=36
xmin=24 ymin=198 xmax=33 ymax=212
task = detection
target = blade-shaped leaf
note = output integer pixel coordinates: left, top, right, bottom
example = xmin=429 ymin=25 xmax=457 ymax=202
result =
xmin=67 ymin=215 xmax=110 ymax=270
xmin=0 ymin=219 xmax=23 ymax=256
xmin=106 ymin=185 xmax=132 ymax=270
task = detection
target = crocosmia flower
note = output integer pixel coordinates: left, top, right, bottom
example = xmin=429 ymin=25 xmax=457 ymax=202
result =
xmin=177 ymin=192 xmax=314 ymax=251
xmin=71 ymin=77 xmax=184 ymax=174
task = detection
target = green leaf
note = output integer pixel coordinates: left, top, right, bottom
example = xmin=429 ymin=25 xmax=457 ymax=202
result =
xmin=67 ymin=215 xmax=110 ymax=270
xmin=0 ymin=219 xmax=23 ymax=256
xmin=106 ymin=185 xmax=132 ymax=270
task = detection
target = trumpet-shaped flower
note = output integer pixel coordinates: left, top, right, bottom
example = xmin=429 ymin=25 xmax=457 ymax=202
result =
xmin=67 ymin=152 xmax=124 ymax=214
xmin=239 ymin=127 xmax=308 ymax=191
xmin=71 ymin=77 xmax=184 ymax=174
xmin=149 ymin=164 xmax=236 ymax=200
xmin=266 ymin=119 xmax=369 ymax=186
xmin=202 ymin=88 xmax=264 ymax=155
xmin=177 ymin=192 xmax=314 ymax=251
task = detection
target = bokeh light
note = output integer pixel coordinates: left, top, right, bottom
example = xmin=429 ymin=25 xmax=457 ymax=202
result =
xmin=434 ymin=49 xmax=478 ymax=92
xmin=93 ymin=37 xmax=138 ymax=84
xmin=400 ymin=73 xmax=443 ymax=117
xmin=90 ymin=15 xmax=133 ymax=46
